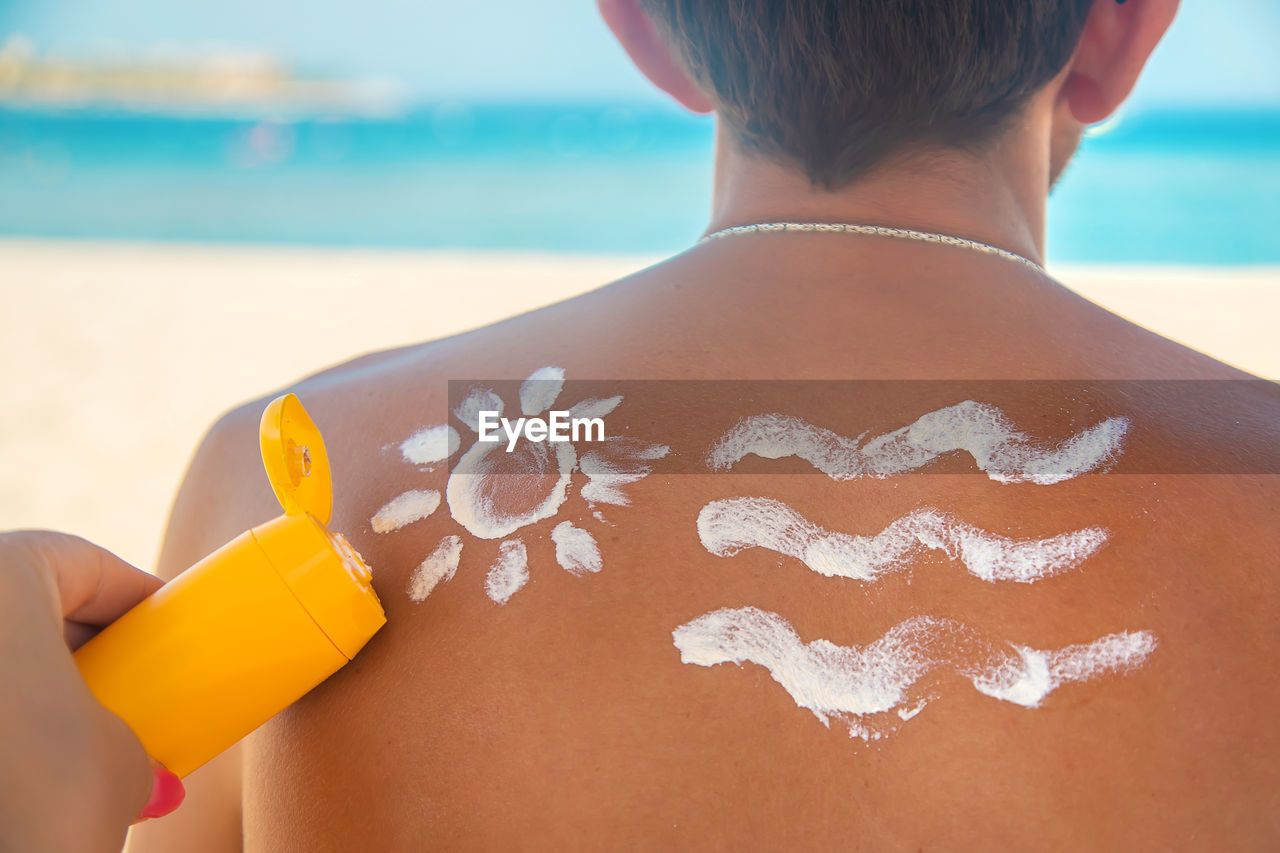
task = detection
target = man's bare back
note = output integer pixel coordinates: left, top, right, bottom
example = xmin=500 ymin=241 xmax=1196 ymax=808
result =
xmin=127 ymin=1 xmax=1280 ymax=845
xmin=131 ymin=238 xmax=1280 ymax=850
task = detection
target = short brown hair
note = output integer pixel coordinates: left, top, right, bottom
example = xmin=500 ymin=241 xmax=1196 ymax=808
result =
xmin=642 ymin=0 xmax=1094 ymax=188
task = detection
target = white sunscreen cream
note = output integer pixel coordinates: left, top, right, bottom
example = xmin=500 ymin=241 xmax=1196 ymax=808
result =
xmin=400 ymin=424 xmax=461 ymax=466
xmin=580 ymin=437 xmax=671 ymax=506
xmin=551 ymin=520 xmax=604 ymax=577
xmin=519 ymin=365 xmax=566 ymax=416
xmin=673 ymin=607 xmax=1156 ymax=741
xmin=371 ymin=489 xmax=441 ymax=534
xmin=388 ymin=368 xmax=664 ymax=604
xmin=707 ymin=401 xmax=1129 ymax=484
xmin=446 ymin=438 xmax=576 ymax=539
xmin=408 ymin=535 xmax=463 ymax=602
xmin=454 ymin=388 xmax=505 ymax=433
xmin=486 ymin=539 xmax=529 ymax=604
xmin=698 ymin=497 xmax=1108 ymax=583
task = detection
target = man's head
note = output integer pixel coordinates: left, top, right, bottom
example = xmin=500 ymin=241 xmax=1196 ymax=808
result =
xmin=600 ymin=0 xmax=1177 ymax=190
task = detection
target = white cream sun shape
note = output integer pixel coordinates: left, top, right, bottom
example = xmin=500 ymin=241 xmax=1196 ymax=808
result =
xmin=371 ymin=367 xmax=669 ymax=606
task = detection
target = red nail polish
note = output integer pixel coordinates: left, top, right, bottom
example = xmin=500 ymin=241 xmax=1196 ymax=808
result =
xmin=139 ymin=767 xmax=186 ymax=820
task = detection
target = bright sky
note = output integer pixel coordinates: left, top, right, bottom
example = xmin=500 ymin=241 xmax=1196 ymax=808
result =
xmin=2 ymin=0 xmax=1277 ymax=110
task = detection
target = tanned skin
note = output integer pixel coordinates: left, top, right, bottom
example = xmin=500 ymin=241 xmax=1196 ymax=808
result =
xmin=131 ymin=0 xmax=1280 ymax=849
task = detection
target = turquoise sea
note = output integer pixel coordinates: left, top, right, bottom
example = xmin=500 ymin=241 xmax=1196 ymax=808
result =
xmin=0 ymin=103 xmax=1276 ymax=264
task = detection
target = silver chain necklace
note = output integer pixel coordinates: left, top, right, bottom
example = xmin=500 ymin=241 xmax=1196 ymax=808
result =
xmin=698 ymin=221 xmax=1045 ymax=274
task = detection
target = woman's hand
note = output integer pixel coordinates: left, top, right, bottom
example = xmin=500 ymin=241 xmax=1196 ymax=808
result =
xmin=0 ymin=530 xmax=185 ymax=852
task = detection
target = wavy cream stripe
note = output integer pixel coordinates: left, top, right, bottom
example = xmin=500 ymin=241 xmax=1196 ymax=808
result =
xmin=705 ymin=401 xmax=1128 ymax=484
xmin=674 ymin=607 xmax=1157 ymax=741
xmin=698 ymin=497 xmax=1107 ymax=583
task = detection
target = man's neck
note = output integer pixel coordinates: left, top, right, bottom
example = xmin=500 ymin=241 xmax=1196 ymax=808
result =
xmin=705 ymin=117 xmax=1052 ymax=268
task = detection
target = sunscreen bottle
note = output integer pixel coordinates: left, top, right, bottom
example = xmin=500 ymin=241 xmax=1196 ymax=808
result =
xmin=73 ymin=393 xmax=386 ymax=778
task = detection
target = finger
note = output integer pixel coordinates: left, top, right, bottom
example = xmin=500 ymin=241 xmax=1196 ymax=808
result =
xmin=0 ymin=530 xmax=162 ymax=626
xmin=89 ymin=708 xmax=182 ymax=829
xmin=134 ymin=765 xmax=186 ymax=823
xmin=63 ymin=618 xmax=99 ymax=650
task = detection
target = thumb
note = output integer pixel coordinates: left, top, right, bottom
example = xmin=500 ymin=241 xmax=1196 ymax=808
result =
xmin=0 ymin=530 xmax=162 ymax=629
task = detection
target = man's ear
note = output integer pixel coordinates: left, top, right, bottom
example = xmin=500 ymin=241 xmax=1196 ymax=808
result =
xmin=1062 ymin=0 xmax=1179 ymax=124
xmin=598 ymin=0 xmax=715 ymax=113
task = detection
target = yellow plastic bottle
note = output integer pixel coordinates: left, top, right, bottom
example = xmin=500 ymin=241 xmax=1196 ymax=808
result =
xmin=73 ymin=394 xmax=386 ymax=778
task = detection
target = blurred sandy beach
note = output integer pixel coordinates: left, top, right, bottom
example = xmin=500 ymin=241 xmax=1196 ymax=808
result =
xmin=1 ymin=236 xmax=1276 ymax=570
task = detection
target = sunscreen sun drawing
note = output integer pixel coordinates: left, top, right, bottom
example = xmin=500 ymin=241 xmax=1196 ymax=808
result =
xmin=372 ymin=367 xmax=669 ymax=605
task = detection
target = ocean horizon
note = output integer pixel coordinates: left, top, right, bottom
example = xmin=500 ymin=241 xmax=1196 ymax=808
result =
xmin=0 ymin=102 xmax=1276 ymax=264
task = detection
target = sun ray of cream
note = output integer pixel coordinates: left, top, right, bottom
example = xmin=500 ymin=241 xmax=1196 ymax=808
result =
xmin=408 ymin=535 xmax=463 ymax=602
xmin=519 ymin=366 xmax=565 ymax=416
xmin=580 ymin=437 xmax=670 ymax=506
xmin=485 ymin=539 xmax=529 ymax=604
xmin=400 ymin=424 xmax=461 ymax=465
xmin=454 ymin=388 xmax=504 ymax=433
xmin=551 ymin=521 xmax=603 ymax=576
xmin=568 ymin=395 xmax=624 ymax=421
xmin=370 ymin=489 xmax=442 ymax=534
